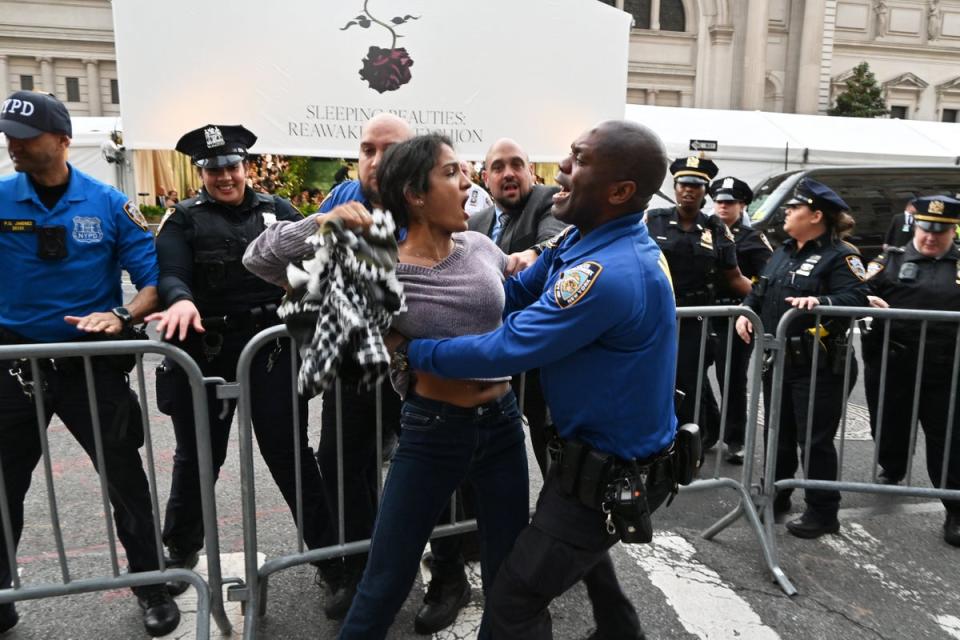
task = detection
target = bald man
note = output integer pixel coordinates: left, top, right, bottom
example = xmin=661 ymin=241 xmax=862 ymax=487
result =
xmin=396 ymin=121 xmax=679 ymax=639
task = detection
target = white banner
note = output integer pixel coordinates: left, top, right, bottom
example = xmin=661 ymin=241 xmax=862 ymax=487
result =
xmin=111 ymin=0 xmax=630 ymax=161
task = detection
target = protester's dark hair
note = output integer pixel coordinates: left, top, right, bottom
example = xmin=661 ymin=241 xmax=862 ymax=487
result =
xmin=376 ymin=133 xmax=453 ymax=232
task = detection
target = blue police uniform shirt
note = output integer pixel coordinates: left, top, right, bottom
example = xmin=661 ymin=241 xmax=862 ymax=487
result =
xmin=319 ymin=179 xmax=369 ymax=213
xmin=408 ymin=212 xmax=678 ymax=459
xmin=0 ymin=164 xmax=158 ymax=342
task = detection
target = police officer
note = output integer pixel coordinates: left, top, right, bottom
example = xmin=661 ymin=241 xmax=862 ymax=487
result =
xmin=709 ymin=177 xmax=773 ymax=463
xmin=647 ymin=158 xmax=752 ymax=450
xmin=863 ymin=195 xmax=960 ymax=547
xmin=148 ymin=125 xmax=335 ymax=585
xmin=736 ymin=178 xmax=868 ymax=538
xmin=393 ymin=120 xmax=679 ymax=639
xmin=0 ymin=91 xmax=179 ymax=635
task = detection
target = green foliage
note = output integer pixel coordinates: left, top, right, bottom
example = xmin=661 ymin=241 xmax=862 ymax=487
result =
xmin=140 ymin=204 xmax=166 ymax=221
xmin=275 ymin=156 xmax=312 ymax=199
xmin=829 ymin=62 xmax=889 ymax=118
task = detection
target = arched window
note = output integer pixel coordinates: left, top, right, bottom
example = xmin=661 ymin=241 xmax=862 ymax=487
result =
xmin=659 ymin=0 xmax=686 ymax=32
xmin=597 ymin=0 xmax=685 ymax=32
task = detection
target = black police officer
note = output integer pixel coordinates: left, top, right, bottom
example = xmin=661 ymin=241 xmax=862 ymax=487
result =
xmin=709 ymin=177 xmax=773 ymax=463
xmin=147 ymin=125 xmax=335 ymax=581
xmin=736 ymin=178 xmax=868 ymax=538
xmin=863 ymin=195 xmax=960 ymax=547
xmin=647 ymin=157 xmax=752 ymax=449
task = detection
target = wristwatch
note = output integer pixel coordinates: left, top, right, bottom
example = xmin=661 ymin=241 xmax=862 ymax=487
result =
xmin=111 ymin=306 xmax=134 ymax=328
xmin=390 ymin=340 xmax=410 ymax=371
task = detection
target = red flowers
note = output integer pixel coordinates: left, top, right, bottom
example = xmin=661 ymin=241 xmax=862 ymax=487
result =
xmin=359 ymin=46 xmax=414 ymax=94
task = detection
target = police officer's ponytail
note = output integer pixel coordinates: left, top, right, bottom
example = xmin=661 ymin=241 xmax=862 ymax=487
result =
xmin=825 ymin=210 xmax=856 ymax=240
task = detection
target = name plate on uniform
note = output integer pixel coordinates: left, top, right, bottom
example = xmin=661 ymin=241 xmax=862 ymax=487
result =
xmin=0 ymin=219 xmax=36 ymax=233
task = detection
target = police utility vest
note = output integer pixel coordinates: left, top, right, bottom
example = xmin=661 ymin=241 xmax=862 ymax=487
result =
xmin=182 ymin=193 xmax=284 ymax=316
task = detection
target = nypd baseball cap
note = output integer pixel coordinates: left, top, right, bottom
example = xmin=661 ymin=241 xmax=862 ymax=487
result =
xmin=0 ymin=91 xmax=72 ymax=139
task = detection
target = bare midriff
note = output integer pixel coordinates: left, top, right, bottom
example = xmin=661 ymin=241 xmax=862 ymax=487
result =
xmin=412 ymin=371 xmax=510 ymax=408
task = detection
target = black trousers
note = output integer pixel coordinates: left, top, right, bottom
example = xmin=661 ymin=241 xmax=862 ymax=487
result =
xmin=161 ymin=335 xmax=335 ymax=554
xmin=316 ymin=378 xmax=402 ymax=572
xmin=762 ymin=361 xmax=857 ymax=517
xmin=676 ymin=317 xmax=720 ymax=448
xmin=0 ymin=359 xmax=160 ymax=590
xmin=712 ymin=318 xmax=752 ymax=447
xmin=487 ymin=475 xmax=643 ymax=640
xmin=864 ymin=352 xmax=960 ymax=514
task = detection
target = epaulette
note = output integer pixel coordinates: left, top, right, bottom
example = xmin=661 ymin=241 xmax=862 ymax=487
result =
xmin=543 ymin=225 xmax=575 ymax=250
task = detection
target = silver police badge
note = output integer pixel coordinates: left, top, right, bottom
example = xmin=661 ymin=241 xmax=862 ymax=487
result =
xmin=204 ymin=126 xmax=225 ymax=148
xmin=72 ymin=216 xmax=103 ymax=243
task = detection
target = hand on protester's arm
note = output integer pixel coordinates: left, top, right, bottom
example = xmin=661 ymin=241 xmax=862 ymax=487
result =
xmin=65 ymin=286 xmax=159 ymax=335
xmin=145 ymin=299 xmax=205 ymax=341
xmin=505 ymin=249 xmax=539 ymax=276
xmin=867 ymin=295 xmax=889 ymax=309
xmin=735 ymin=315 xmax=754 ymax=345
xmin=384 ymin=329 xmax=409 ymax=355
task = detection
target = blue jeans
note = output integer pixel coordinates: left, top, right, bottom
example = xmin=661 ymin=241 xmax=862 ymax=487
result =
xmin=338 ymin=390 xmax=529 ymax=640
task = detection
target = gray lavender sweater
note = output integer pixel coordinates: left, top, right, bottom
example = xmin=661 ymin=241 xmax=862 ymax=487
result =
xmin=243 ymin=217 xmax=511 ymax=395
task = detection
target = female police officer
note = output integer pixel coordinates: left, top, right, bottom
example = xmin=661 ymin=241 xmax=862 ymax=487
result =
xmin=146 ymin=125 xmax=334 ymax=581
xmin=863 ymin=195 xmax=960 ymax=547
xmin=709 ymin=177 xmax=773 ymax=463
xmin=646 ymin=157 xmax=752 ymax=450
xmin=736 ymin=178 xmax=868 ymax=538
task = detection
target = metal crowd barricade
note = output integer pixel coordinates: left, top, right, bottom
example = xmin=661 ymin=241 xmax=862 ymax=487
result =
xmin=762 ymin=306 xmax=960 ymax=593
xmin=0 ymin=339 xmax=232 ymax=637
xmin=674 ymin=306 xmax=796 ymax=596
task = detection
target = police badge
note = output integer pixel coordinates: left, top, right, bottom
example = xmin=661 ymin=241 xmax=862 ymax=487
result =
xmin=554 ymin=261 xmax=603 ymax=309
xmin=204 ymin=126 xmax=225 ymax=148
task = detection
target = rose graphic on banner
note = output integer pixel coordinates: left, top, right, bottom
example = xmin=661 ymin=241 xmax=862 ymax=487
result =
xmin=341 ymin=1 xmax=419 ymax=94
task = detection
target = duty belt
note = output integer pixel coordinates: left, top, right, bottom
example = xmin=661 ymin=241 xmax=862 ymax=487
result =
xmin=676 ymin=289 xmax=714 ymax=307
xmin=197 ymin=304 xmax=280 ymax=361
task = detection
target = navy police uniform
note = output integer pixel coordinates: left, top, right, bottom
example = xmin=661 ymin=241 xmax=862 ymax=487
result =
xmin=709 ymin=177 xmax=773 ymax=456
xmin=156 ymin=125 xmax=335 ymax=563
xmin=0 ymin=91 xmax=174 ymax=631
xmin=743 ymin=179 xmax=868 ymax=527
xmin=647 ymin=156 xmax=734 ymax=449
xmin=863 ymin=196 xmax=960 ymax=544
xmin=408 ymin=212 xmax=677 ymax=639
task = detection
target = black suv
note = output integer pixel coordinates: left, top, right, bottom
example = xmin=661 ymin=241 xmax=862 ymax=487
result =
xmin=748 ymin=166 xmax=960 ymax=261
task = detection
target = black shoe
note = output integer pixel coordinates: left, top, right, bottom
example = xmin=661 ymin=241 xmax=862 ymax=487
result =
xmin=324 ymin=567 xmax=361 ymax=621
xmin=877 ymin=470 xmax=903 ymax=486
xmin=773 ymin=492 xmax=792 ymax=518
xmin=0 ymin=603 xmax=18 ymax=634
xmin=725 ymin=444 xmax=745 ymax=465
xmin=136 ymin=585 xmax=181 ymax=637
xmin=414 ymin=569 xmax=470 ymax=635
xmin=944 ymin=513 xmax=960 ymax=547
xmin=786 ymin=510 xmax=840 ymax=539
xmin=164 ymin=547 xmax=199 ymax=596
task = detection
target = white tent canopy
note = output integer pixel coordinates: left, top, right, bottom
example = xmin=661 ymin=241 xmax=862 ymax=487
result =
xmin=625 ymin=105 xmax=960 ymax=198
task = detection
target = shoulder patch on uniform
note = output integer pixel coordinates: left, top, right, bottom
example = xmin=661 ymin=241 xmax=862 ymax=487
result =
xmin=554 ymin=261 xmax=603 ymax=309
xmin=845 ymin=255 xmax=867 ymax=281
xmin=157 ymin=207 xmax=176 ymax=235
xmin=759 ymin=232 xmax=773 ymax=252
xmin=865 ymin=260 xmax=885 ymax=279
xmin=123 ymin=201 xmax=149 ymax=232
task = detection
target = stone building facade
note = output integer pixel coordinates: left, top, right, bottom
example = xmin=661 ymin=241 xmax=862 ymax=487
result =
xmin=2 ymin=1 xmax=959 ymax=122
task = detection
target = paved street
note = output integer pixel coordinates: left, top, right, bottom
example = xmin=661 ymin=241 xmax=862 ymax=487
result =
xmin=2 ymin=290 xmax=959 ymax=639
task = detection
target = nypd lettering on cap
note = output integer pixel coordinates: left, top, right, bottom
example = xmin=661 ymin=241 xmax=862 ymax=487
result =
xmin=554 ymin=261 xmax=603 ymax=309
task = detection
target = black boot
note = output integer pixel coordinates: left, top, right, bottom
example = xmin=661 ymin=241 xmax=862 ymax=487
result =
xmin=0 ymin=602 xmax=18 ymax=634
xmin=164 ymin=546 xmax=199 ymax=596
xmin=324 ymin=561 xmax=362 ymax=621
xmin=414 ymin=567 xmax=470 ymax=635
xmin=135 ymin=585 xmax=181 ymax=637
xmin=786 ymin=510 xmax=840 ymax=539
xmin=944 ymin=513 xmax=960 ymax=547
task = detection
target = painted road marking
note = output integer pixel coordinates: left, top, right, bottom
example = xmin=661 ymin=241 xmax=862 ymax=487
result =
xmin=937 ymin=614 xmax=960 ymax=639
xmin=162 ymin=552 xmax=262 ymax=640
xmin=624 ymin=532 xmax=781 ymax=640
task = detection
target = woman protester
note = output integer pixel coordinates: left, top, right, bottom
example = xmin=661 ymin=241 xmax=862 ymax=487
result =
xmin=735 ymin=178 xmax=868 ymax=539
xmin=242 ymin=134 xmax=529 ymax=639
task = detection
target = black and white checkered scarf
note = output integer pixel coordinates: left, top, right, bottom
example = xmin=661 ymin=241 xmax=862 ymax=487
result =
xmin=278 ymin=211 xmax=404 ymax=397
